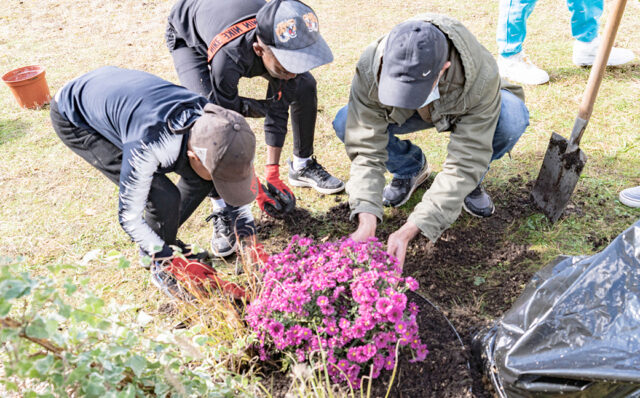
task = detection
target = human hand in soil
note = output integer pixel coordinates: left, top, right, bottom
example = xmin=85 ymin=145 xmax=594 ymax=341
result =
xmin=351 ymin=213 xmax=378 ymax=242
xmin=387 ymin=221 xmax=420 ymax=267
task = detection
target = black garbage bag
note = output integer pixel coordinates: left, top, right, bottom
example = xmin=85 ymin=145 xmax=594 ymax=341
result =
xmin=475 ymin=220 xmax=640 ymax=398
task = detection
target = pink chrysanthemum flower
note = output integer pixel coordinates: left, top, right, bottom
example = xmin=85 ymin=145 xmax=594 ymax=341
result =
xmin=246 ymin=236 xmax=428 ymax=390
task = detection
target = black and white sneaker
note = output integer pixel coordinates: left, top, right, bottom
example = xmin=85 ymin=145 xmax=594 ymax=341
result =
xmin=227 ymin=204 xmax=256 ymax=239
xmin=463 ymin=184 xmax=495 ymax=218
xmin=150 ymin=261 xmax=194 ymax=301
xmin=206 ymin=207 xmax=237 ymax=257
xmin=206 ymin=205 xmax=256 ymax=257
xmin=139 ymin=241 xmax=209 ymax=270
xmin=382 ymin=162 xmax=431 ymax=207
xmin=288 ymin=157 xmax=344 ymax=195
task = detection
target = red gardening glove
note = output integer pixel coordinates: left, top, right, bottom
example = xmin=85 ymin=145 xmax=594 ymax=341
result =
xmin=259 ymin=164 xmax=296 ymax=218
xmin=255 ymin=166 xmax=296 ymax=219
xmin=265 ymin=164 xmax=294 ymax=198
xmin=256 ymin=178 xmax=280 ymax=218
xmin=248 ymin=243 xmax=270 ymax=264
xmin=165 ymin=257 xmax=246 ymax=300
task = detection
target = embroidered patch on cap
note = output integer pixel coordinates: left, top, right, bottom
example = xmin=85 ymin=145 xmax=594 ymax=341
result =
xmin=255 ymin=0 xmax=333 ymax=73
xmin=193 ymin=146 xmax=208 ymax=163
xmin=276 ymin=19 xmax=297 ymax=42
xmin=302 ymin=13 xmax=318 ymax=32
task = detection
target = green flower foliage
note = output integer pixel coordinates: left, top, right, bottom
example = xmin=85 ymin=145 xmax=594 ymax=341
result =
xmin=0 ymin=257 xmax=258 ymax=397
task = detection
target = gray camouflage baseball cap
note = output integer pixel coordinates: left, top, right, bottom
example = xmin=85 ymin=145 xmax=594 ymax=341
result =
xmin=379 ymin=21 xmax=449 ymax=109
xmin=256 ymin=0 xmax=333 ymax=74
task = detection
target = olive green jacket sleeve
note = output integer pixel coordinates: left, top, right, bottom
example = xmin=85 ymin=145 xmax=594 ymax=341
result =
xmin=407 ymin=72 xmax=500 ymax=241
xmin=344 ymin=52 xmax=390 ymax=222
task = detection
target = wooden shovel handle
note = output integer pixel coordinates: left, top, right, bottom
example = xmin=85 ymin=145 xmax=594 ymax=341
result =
xmin=572 ymin=0 xmax=627 ymax=145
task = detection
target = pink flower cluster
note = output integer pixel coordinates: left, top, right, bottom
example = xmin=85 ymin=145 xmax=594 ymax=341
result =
xmin=246 ymin=236 xmax=428 ymax=389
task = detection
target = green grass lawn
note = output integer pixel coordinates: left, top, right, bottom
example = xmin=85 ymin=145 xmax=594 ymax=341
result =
xmin=0 ymin=0 xmax=639 ymax=395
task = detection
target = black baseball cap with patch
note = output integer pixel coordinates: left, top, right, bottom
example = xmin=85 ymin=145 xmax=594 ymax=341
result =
xmin=256 ymin=0 xmax=333 ymax=74
xmin=378 ymin=20 xmax=449 ymax=109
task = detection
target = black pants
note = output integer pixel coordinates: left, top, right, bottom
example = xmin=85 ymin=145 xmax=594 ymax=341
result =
xmin=168 ymin=40 xmax=317 ymax=158
xmin=50 ymin=100 xmax=213 ymax=249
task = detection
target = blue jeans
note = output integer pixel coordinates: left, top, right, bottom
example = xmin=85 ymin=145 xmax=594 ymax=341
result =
xmin=332 ymin=89 xmax=529 ymax=179
xmin=497 ymin=0 xmax=603 ymax=57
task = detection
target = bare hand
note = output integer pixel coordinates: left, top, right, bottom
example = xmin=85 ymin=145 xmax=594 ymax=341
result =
xmin=350 ymin=213 xmax=378 ymax=242
xmin=387 ymin=221 xmax=421 ymax=268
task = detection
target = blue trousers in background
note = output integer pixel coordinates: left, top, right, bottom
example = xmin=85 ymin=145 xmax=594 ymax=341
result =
xmin=497 ymin=0 xmax=603 ymax=57
xmin=332 ymin=89 xmax=530 ymax=179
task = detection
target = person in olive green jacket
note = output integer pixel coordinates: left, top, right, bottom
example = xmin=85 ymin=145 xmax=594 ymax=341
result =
xmin=332 ymin=14 xmax=530 ymax=265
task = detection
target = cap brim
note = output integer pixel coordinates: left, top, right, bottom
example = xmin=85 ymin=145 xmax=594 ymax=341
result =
xmin=213 ymin=168 xmax=258 ymax=207
xmin=270 ymin=35 xmax=334 ymax=74
xmin=378 ymin=75 xmax=435 ymax=109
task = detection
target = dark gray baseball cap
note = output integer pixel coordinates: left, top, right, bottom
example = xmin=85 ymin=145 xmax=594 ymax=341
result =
xmin=378 ymin=21 xmax=449 ymax=109
xmin=256 ymin=0 xmax=333 ymax=74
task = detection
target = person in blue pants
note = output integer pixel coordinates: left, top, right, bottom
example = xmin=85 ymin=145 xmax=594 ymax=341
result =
xmin=332 ymin=89 xmax=529 ymax=212
xmin=497 ymin=0 xmax=635 ymax=85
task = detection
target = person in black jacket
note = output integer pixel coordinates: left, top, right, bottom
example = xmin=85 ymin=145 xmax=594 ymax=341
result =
xmin=51 ymin=66 xmax=258 ymax=300
xmin=166 ymin=0 xmax=344 ymax=255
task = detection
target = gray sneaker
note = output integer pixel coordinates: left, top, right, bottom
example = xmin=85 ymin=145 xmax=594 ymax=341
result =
xmin=382 ymin=162 xmax=431 ymax=207
xmin=206 ymin=207 xmax=237 ymax=257
xmin=463 ymin=185 xmax=495 ymax=218
xmin=288 ymin=157 xmax=344 ymax=194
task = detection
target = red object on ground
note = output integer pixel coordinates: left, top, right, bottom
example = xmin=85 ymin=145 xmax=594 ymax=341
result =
xmin=256 ymin=177 xmax=279 ymax=213
xmin=250 ymin=243 xmax=270 ymax=264
xmin=265 ymin=164 xmax=294 ymax=198
xmin=166 ymin=257 xmax=246 ymax=300
xmin=2 ymin=65 xmax=51 ymax=109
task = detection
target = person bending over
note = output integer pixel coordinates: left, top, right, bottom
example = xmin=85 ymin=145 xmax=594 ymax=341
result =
xmin=333 ymin=15 xmax=530 ymax=265
xmin=52 ymin=66 xmax=259 ymax=299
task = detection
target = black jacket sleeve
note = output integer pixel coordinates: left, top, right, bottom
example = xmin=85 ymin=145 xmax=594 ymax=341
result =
xmin=263 ymin=77 xmax=291 ymax=148
xmin=209 ymin=51 xmax=290 ymax=147
xmin=209 ymin=52 xmax=269 ymax=118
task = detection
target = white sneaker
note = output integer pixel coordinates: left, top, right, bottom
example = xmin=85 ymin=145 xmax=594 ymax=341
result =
xmin=497 ymin=52 xmax=550 ymax=85
xmin=619 ymin=186 xmax=640 ymax=208
xmin=573 ymin=37 xmax=635 ymax=66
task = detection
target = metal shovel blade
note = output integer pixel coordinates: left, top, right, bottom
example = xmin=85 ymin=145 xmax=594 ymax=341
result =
xmin=531 ymin=132 xmax=587 ymax=222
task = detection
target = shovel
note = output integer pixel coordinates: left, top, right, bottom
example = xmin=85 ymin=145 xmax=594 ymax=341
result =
xmin=531 ymin=0 xmax=628 ymax=222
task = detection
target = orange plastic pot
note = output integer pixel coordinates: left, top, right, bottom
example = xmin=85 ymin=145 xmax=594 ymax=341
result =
xmin=2 ymin=65 xmax=51 ymax=109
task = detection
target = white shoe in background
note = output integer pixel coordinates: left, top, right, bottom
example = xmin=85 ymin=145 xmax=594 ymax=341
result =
xmin=619 ymin=186 xmax=640 ymax=208
xmin=497 ymin=52 xmax=550 ymax=85
xmin=573 ymin=37 xmax=635 ymax=66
